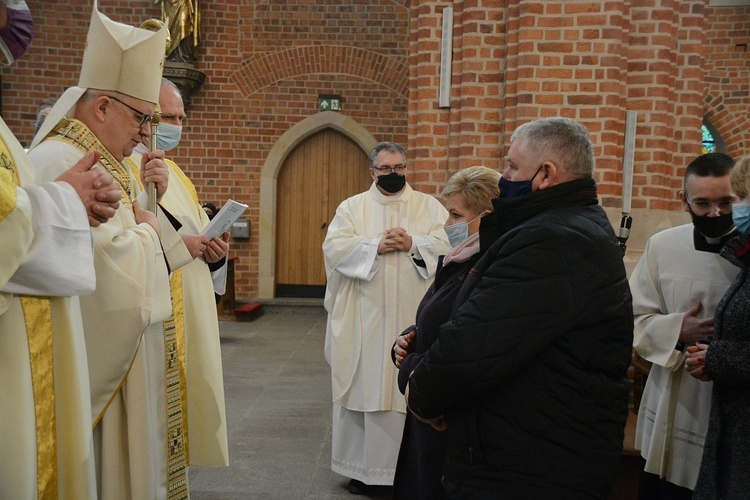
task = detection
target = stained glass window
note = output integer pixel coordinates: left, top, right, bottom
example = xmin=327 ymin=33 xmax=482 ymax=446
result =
xmin=702 ymin=125 xmax=716 ymax=154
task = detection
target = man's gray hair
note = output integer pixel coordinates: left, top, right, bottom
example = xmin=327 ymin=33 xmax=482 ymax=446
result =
xmin=368 ymin=142 xmax=407 ymax=168
xmin=510 ymin=117 xmax=594 ymax=179
xmin=34 ymin=97 xmax=58 ymax=135
xmin=161 ymin=77 xmax=182 ymax=97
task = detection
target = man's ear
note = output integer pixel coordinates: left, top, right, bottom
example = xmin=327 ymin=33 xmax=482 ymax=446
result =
xmin=679 ymin=190 xmax=691 ymax=213
xmin=92 ymin=95 xmax=111 ymax=124
xmin=537 ymin=162 xmax=557 ymax=190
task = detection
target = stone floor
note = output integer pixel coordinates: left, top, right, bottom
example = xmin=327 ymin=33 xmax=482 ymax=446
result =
xmin=187 ymin=308 xmax=393 ymax=499
xmin=186 ymin=306 xmax=641 ymax=499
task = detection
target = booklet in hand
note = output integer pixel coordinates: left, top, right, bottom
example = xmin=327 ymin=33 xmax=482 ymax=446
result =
xmin=200 ymin=199 xmax=248 ymax=240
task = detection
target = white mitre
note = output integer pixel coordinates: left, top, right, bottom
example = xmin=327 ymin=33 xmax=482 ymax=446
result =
xmin=29 ymin=0 xmax=167 ymax=149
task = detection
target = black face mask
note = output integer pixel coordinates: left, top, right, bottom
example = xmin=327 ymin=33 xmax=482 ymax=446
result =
xmin=498 ymin=165 xmax=544 ymax=199
xmin=688 ymin=207 xmax=735 ymax=239
xmin=376 ymin=172 xmax=406 ymax=194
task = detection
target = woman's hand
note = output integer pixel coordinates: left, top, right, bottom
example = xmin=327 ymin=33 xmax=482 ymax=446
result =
xmin=685 ymin=341 xmax=711 ymax=381
xmin=393 ymin=330 xmax=416 ymax=368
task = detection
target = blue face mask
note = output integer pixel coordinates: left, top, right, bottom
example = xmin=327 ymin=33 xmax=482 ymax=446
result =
xmin=444 ymin=213 xmax=482 ymax=247
xmin=499 ymin=164 xmax=544 ymax=199
xmin=732 ymin=200 xmax=750 ymax=235
xmin=156 ymin=122 xmax=183 ymax=152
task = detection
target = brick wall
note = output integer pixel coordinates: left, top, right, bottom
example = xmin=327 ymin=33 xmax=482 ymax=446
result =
xmin=220 ymin=0 xmax=411 ymax=297
xmin=409 ymin=1 xmax=507 ymax=196
xmin=704 ymin=5 xmax=750 ymax=158
xmin=624 ymin=0 xmax=706 ymax=212
xmin=1 ymin=0 xmax=747 ymax=299
xmin=410 ymin=0 xmax=748 ymax=213
xmin=408 ymin=0 xmax=748 ymax=262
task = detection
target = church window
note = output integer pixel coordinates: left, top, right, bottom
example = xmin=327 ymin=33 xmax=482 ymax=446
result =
xmin=702 ymin=125 xmax=715 ymax=154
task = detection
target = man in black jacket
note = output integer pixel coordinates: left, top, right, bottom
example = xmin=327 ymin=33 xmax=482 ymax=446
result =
xmin=407 ymin=117 xmax=634 ymax=499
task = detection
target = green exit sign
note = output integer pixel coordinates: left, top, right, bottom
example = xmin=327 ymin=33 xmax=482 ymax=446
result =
xmin=319 ymin=94 xmax=342 ymax=111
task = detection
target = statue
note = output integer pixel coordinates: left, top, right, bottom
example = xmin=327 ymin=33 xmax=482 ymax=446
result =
xmin=146 ymin=5 xmax=206 ymax=106
xmin=139 ymin=18 xmax=171 ymax=55
xmin=155 ymin=0 xmax=200 ymax=64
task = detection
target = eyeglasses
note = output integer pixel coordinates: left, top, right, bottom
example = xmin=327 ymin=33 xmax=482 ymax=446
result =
xmin=686 ymin=197 xmax=735 ymax=214
xmin=371 ymin=164 xmax=406 ymax=174
xmin=107 ymin=95 xmax=153 ymax=129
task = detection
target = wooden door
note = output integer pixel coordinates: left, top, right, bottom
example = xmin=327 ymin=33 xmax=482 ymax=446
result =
xmin=275 ymin=129 xmax=371 ymax=297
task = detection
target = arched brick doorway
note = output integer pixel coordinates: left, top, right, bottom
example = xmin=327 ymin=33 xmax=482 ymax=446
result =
xmin=257 ymin=112 xmax=377 ymax=299
xmin=275 ymin=129 xmax=371 ymax=297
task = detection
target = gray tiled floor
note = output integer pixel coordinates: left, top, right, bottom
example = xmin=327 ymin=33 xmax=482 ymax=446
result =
xmin=188 ymin=308 xmax=393 ymax=499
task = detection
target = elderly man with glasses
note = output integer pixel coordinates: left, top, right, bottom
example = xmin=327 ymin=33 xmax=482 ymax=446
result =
xmin=28 ymin=7 xmax=194 ymax=499
xmin=323 ymin=141 xmax=450 ymax=494
xmin=630 ymin=152 xmax=738 ymax=499
xmin=127 ymin=78 xmax=231 ymax=470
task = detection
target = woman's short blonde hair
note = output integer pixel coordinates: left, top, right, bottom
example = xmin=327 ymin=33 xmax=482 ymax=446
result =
xmin=731 ymin=156 xmax=750 ymax=200
xmin=442 ymin=166 xmax=501 ymax=214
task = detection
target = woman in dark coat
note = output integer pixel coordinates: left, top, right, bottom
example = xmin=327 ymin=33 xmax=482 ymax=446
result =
xmin=390 ymin=166 xmax=499 ymax=500
xmin=686 ymin=155 xmax=750 ymax=499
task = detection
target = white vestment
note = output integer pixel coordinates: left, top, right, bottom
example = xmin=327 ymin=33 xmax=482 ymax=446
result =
xmin=130 ymin=153 xmax=230 ymax=467
xmin=0 ymin=117 xmax=96 ymax=499
xmin=631 ymin=224 xmax=738 ymax=489
xmin=29 ymin=134 xmax=191 ymax=500
xmin=323 ymin=182 xmax=449 ymax=483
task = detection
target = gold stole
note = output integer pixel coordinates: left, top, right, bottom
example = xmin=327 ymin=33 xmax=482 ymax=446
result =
xmin=46 ymin=118 xmax=133 ymax=208
xmin=162 ymin=160 xmax=205 ymax=465
xmin=49 ymin=122 xmax=188 ymax=499
xmin=0 ymin=135 xmax=58 ymax=497
xmin=19 ymin=298 xmax=57 ymax=498
xmin=125 ymin=157 xmax=190 ymax=499
xmin=164 ymin=300 xmax=189 ymax=500
xmin=0 ymin=142 xmax=17 ymax=221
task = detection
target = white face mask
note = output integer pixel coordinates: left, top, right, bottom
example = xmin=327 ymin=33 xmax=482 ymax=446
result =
xmin=155 ymin=121 xmax=183 ymax=152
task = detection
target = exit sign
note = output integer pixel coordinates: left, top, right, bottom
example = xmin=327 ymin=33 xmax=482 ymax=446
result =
xmin=319 ymin=94 xmax=342 ymax=111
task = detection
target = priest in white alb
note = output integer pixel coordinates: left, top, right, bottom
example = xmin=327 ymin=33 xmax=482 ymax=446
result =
xmin=323 ymin=141 xmax=450 ymax=493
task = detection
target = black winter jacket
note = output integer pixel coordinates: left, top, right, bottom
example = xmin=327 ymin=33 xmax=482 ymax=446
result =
xmin=408 ymin=179 xmax=633 ymax=499
xmin=392 ymin=255 xmax=477 ymax=500
xmin=693 ymin=235 xmax=750 ymax=500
